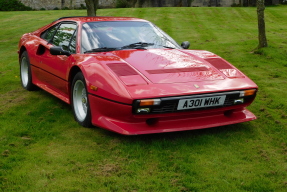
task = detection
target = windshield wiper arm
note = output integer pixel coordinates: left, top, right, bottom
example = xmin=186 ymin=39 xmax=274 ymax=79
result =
xmin=84 ymin=47 xmax=118 ymax=53
xmin=162 ymin=45 xmax=176 ymax=49
xmin=84 ymin=43 xmax=155 ymax=53
xmin=121 ymin=42 xmax=154 ymax=49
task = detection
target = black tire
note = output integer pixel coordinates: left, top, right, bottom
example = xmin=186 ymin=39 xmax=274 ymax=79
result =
xmin=20 ymin=51 xmax=37 ymax=91
xmin=71 ymin=72 xmax=92 ymax=127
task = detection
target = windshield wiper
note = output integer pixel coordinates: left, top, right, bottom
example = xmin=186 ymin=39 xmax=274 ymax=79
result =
xmin=121 ymin=42 xmax=154 ymax=50
xmin=84 ymin=47 xmax=118 ymax=53
xmin=162 ymin=45 xmax=176 ymax=49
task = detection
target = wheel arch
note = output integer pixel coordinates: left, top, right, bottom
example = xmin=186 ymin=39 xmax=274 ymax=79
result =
xmin=68 ymin=66 xmax=82 ymax=100
xmin=69 ymin=63 xmax=133 ymax=104
xmin=19 ymin=46 xmax=27 ymax=61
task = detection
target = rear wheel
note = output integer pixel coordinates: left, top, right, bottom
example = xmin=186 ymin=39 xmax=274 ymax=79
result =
xmin=20 ymin=51 xmax=36 ymax=91
xmin=71 ymin=72 xmax=92 ymax=127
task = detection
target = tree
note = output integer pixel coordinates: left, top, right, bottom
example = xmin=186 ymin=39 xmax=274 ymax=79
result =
xmin=85 ymin=0 xmax=99 ymax=16
xmin=257 ymin=0 xmax=268 ymax=48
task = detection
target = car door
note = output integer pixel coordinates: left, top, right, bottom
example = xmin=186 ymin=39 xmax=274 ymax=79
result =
xmin=35 ymin=22 xmax=77 ymax=100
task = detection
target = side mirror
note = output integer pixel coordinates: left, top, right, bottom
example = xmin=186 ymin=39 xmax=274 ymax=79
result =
xmin=50 ymin=46 xmax=71 ymax=56
xmin=181 ymin=41 xmax=190 ymax=49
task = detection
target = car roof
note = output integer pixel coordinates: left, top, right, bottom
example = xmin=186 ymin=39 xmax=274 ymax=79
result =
xmin=31 ymin=16 xmax=148 ymax=36
xmin=53 ymin=16 xmax=147 ymax=23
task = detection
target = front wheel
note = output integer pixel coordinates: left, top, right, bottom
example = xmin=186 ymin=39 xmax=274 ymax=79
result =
xmin=20 ymin=51 xmax=36 ymax=91
xmin=71 ymin=72 xmax=92 ymax=127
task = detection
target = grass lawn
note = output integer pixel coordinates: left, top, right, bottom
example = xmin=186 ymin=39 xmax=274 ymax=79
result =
xmin=0 ymin=6 xmax=287 ymax=191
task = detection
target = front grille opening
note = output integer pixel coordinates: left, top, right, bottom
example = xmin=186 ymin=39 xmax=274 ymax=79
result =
xmin=134 ymin=90 xmax=256 ymax=115
xmin=150 ymin=95 xmax=237 ymax=114
xmin=224 ymin=110 xmax=234 ymax=117
xmin=146 ymin=118 xmax=158 ymax=125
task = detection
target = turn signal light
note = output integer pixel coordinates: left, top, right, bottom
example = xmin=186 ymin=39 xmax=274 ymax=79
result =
xmin=240 ymin=89 xmax=257 ymax=97
xmin=90 ymin=85 xmax=98 ymax=91
xmin=139 ymin=99 xmax=161 ymax=106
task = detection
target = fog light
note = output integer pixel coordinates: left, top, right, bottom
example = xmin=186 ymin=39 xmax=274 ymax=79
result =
xmin=234 ymin=98 xmax=244 ymax=104
xmin=136 ymin=108 xmax=150 ymax=114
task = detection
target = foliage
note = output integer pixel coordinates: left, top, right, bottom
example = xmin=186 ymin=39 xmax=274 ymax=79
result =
xmin=137 ymin=0 xmax=146 ymax=7
xmin=115 ymin=0 xmax=131 ymax=8
xmin=0 ymin=0 xmax=32 ymax=11
xmin=231 ymin=3 xmax=242 ymax=7
xmin=74 ymin=4 xmax=87 ymax=10
xmin=0 ymin=7 xmax=287 ymax=191
xmin=80 ymin=4 xmax=87 ymax=9
xmin=115 ymin=0 xmax=193 ymax=8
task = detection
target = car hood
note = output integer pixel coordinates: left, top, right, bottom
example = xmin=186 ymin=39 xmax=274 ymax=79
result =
xmin=112 ymin=49 xmax=225 ymax=84
xmin=84 ymin=49 xmax=257 ymax=102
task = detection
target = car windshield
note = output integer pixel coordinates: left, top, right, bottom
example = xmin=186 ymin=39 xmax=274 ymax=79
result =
xmin=81 ymin=21 xmax=181 ymax=53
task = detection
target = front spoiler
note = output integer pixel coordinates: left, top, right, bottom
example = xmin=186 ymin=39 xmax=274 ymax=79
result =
xmin=89 ymin=94 xmax=256 ymax=135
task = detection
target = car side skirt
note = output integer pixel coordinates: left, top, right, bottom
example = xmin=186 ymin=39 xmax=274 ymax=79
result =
xmin=31 ymin=65 xmax=70 ymax=104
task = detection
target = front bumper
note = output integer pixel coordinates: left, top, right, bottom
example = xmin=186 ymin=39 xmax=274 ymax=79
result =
xmin=88 ymin=94 xmax=256 ymax=135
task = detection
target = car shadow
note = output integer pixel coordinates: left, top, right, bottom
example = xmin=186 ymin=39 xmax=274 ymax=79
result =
xmin=35 ymin=89 xmax=257 ymax=146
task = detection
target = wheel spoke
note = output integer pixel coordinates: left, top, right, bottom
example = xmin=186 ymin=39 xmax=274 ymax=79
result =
xmin=73 ymin=80 xmax=88 ymax=122
xmin=21 ymin=57 xmax=29 ymax=87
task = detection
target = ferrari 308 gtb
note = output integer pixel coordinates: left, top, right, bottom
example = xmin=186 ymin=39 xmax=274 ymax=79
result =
xmin=18 ymin=16 xmax=258 ymax=135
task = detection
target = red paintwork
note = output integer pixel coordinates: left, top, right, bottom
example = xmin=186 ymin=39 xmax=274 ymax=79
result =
xmin=18 ymin=16 xmax=258 ymax=135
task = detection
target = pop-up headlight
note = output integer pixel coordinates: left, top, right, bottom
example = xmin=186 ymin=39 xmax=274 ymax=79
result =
xmin=107 ymin=63 xmax=147 ymax=86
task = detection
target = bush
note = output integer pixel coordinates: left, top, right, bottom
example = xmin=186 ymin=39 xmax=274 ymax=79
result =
xmin=116 ymin=0 xmax=130 ymax=8
xmin=231 ymin=3 xmax=241 ymax=7
xmin=80 ymin=4 xmax=86 ymax=9
xmin=0 ymin=0 xmax=32 ymax=11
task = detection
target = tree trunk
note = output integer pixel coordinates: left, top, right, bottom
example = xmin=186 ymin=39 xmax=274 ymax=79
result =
xmin=257 ymin=0 xmax=268 ymax=48
xmin=85 ymin=0 xmax=98 ymax=16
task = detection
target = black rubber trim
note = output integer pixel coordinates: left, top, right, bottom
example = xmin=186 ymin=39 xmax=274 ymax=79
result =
xmin=52 ymin=16 xmax=114 ymax=22
xmin=53 ymin=16 xmax=87 ymax=22
xmin=88 ymin=92 xmax=132 ymax=106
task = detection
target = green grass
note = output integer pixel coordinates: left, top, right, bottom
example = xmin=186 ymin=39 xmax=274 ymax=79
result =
xmin=1 ymin=6 xmax=287 ymax=191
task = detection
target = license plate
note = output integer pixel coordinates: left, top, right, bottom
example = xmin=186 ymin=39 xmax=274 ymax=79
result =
xmin=177 ymin=95 xmax=226 ymax=110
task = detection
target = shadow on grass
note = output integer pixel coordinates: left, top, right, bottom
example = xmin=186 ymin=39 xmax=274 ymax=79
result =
xmin=100 ymin=121 xmax=256 ymax=144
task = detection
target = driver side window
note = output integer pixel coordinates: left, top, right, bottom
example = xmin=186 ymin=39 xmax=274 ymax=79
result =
xmin=41 ymin=24 xmax=58 ymax=42
xmin=53 ymin=23 xmax=77 ymax=51
xmin=41 ymin=22 xmax=77 ymax=54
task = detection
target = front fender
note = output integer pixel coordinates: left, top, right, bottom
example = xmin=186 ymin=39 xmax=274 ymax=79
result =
xmin=75 ymin=55 xmax=133 ymax=105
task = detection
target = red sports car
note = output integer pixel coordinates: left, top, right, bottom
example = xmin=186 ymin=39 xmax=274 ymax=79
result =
xmin=18 ymin=16 xmax=258 ymax=135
